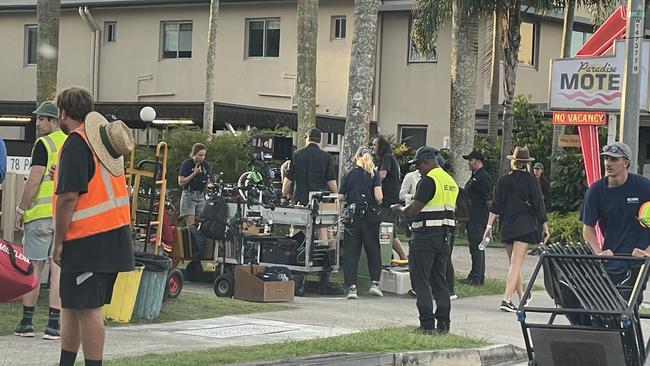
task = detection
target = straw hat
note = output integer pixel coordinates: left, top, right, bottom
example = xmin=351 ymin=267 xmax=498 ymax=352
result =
xmin=507 ymin=146 xmax=535 ymax=162
xmin=84 ymin=111 xmax=135 ymax=176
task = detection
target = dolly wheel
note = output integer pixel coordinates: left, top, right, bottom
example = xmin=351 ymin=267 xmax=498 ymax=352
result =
xmin=294 ymin=274 xmax=306 ymax=297
xmin=185 ymin=260 xmax=202 ymax=282
xmin=214 ymin=273 xmax=234 ymax=297
xmin=166 ymin=269 xmax=184 ymax=299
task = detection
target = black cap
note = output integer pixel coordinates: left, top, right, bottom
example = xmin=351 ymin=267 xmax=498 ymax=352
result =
xmin=408 ymin=146 xmax=438 ymax=165
xmin=306 ymin=128 xmax=322 ymax=140
xmin=462 ymin=150 xmax=485 ymax=162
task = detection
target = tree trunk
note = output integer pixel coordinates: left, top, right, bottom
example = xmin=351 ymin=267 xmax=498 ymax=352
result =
xmin=550 ymin=0 xmax=575 ymax=177
xmin=449 ymin=0 xmax=479 ymax=186
xmin=340 ymin=0 xmax=379 ymax=175
xmin=487 ymin=9 xmax=502 ymax=144
xmin=36 ymin=0 xmax=60 ymax=105
xmin=203 ymin=0 xmax=221 ymax=135
xmin=498 ymin=1 xmax=522 ymax=177
xmin=296 ymin=0 xmax=319 ymax=149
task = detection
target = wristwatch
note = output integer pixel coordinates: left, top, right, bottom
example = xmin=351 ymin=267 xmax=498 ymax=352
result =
xmin=15 ymin=206 xmax=25 ymax=215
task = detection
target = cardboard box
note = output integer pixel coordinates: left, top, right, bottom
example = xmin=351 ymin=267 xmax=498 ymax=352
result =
xmin=379 ymin=268 xmax=411 ymax=295
xmin=318 ymin=202 xmax=338 ymax=214
xmin=234 ymin=265 xmax=294 ymax=302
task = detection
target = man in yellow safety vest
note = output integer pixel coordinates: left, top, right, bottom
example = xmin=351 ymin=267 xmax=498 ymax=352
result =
xmin=14 ymin=101 xmax=67 ymax=340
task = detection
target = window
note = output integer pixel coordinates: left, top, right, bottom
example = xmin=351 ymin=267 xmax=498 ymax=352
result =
xmin=331 ymin=16 xmax=346 ymax=40
xmin=399 ymin=125 xmax=427 ymax=149
xmin=246 ymin=18 xmax=280 ymax=58
xmin=161 ymin=21 xmax=193 ymax=59
xmin=519 ymin=20 xmax=538 ymax=67
xmin=104 ymin=22 xmax=117 ymax=43
xmin=570 ymin=30 xmax=593 ymax=56
xmin=324 ymin=132 xmax=339 ymax=146
xmin=408 ymin=18 xmax=436 ymax=63
xmin=25 ymin=25 xmax=37 ymax=65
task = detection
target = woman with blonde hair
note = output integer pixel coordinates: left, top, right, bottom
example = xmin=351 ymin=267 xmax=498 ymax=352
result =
xmin=339 ymin=146 xmax=384 ymax=299
xmin=484 ymin=147 xmax=549 ymax=312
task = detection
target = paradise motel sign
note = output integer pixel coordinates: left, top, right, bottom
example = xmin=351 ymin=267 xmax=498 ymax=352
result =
xmin=549 ymin=39 xmax=649 ymax=113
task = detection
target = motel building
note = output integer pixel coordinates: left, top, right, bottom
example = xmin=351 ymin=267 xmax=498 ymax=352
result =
xmin=1 ymin=0 xmax=650 ymax=176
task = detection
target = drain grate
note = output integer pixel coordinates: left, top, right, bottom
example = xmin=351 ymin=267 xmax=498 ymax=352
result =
xmin=174 ymin=323 xmax=295 ymax=339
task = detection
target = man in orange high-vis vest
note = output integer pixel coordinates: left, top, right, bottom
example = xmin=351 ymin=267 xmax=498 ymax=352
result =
xmin=52 ymin=87 xmax=135 ymax=366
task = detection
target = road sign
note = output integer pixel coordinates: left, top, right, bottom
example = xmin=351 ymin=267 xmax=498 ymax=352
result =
xmin=558 ymin=134 xmax=582 ymax=148
xmin=6 ymin=156 xmax=31 ymax=175
xmin=552 ymin=111 xmax=607 ymax=125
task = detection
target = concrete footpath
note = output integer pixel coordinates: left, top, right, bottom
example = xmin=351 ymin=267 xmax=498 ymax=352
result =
xmin=0 ymin=246 xmax=645 ymax=365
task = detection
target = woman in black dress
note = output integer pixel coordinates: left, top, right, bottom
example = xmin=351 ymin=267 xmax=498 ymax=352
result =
xmin=483 ymin=147 xmax=549 ymax=312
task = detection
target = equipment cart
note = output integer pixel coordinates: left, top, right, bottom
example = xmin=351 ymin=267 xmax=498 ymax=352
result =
xmin=213 ymin=192 xmax=341 ymax=298
xmin=518 ymin=242 xmax=650 ymax=366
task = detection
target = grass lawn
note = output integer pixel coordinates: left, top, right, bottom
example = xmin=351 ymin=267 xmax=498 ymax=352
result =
xmin=105 ymin=326 xmax=488 ymax=366
xmin=0 ymin=290 xmax=290 ymax=336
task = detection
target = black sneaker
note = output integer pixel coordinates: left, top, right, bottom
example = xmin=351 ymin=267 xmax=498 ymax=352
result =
xmin=414 ymin=326 xmax=434 ymax=335
xmin=500 ymin=300 xmax=517 ymax=313
xmin=436 ymin=320 xmax=450 ymax=334
xmin=522 ymin=292 xmax=532 ymax=307
xmin=14 ymin=323 xmax=35 ymax=337
xmin=408 ymin=289 xmax=417 ymax=298
xmin=43 ymin=326 xmax=60 ymax=340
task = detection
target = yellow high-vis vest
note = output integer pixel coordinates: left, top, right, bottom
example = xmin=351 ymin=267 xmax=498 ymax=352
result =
xmin=411 ymin=167 xmax=459 ymax=229
xmin=23 ymin=130 xmax=67 ymax=223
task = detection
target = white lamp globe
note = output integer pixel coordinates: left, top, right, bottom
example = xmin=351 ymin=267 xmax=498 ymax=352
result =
xmin=140 ymin=106 xmax=156 ymax=122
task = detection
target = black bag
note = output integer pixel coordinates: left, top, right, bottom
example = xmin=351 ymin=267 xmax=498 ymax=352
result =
xmin=198 ymin=196 xmax=228 ymax=240
xmin=455 ymin=188 xmax=471 ymax=223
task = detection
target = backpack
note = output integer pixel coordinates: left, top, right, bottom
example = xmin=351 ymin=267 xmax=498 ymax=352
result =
xmin=455 ymin=188 xmax=471 ymax=223
xmin=198 ymin=196 xmax=228 ymax=240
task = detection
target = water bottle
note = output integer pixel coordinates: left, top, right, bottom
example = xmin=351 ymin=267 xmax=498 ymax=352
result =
xmin=478 ymin=236 xmax=491 ymax=251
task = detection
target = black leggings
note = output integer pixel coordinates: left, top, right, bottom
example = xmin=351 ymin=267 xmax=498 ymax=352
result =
xmin=343 ymin=215 xmax=382 ymax=285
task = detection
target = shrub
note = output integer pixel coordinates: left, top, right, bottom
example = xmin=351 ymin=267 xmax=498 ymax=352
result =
xmin=550 ymin=153 xmax=588 ymax=213
xmin=547 ymin=211 xmax=583 ymax=244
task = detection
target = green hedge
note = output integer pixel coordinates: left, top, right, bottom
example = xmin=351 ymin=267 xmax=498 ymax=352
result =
xmin=547 ymin=211 xmax=583 ymax=243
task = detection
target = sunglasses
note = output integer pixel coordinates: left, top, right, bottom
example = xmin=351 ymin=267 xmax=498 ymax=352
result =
xmin=602 ymin=144 xmax=629 ymax=159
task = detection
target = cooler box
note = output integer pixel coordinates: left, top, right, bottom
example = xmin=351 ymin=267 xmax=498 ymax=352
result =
xmin=103 ymin=264 xmax=145 ymax=323
xmin=379 ymin=268 xmax=411 ymax=295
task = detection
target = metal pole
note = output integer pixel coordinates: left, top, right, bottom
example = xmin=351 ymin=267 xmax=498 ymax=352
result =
xmin=619 ymin=0 xmax=645 ymax=173
xmin=607 ymin=113 xmax=618 ymax=145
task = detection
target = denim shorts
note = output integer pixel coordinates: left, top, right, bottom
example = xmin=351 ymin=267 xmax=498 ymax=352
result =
xmin=180 ymin=190 xmax=206 ymax=217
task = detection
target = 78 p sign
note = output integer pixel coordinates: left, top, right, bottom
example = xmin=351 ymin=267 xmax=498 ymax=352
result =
xmin=6 ymin=156 xmax=32 ymax=175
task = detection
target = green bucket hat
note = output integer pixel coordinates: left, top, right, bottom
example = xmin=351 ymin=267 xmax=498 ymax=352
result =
xmin=33 ymin=101 xmax=59 ymax=119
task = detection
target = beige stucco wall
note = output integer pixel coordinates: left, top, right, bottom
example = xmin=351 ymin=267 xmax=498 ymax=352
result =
xmin=0 ymin=1 xmax=352 ymax=117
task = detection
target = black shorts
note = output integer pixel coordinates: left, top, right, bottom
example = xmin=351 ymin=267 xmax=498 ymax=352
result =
xmin=504 ymin=231 xmax=540 ymax=245
xmin=380 ymin=207 xmax=398 ymax=224
xmin=60 ymin=272 xmax=118 ymax=309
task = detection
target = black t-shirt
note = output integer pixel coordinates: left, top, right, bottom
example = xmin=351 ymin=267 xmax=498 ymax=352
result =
xmin=55 ymin=133 xmax=134 ymax=274
xmin=30 ymin=140 xmax=48 ymax=167
xmin=378 ymin=153 xmax=401 ymax=206
xmin=339 ymin=166 xmax=381 ymax=205
xmin=491 ymin=170 xmax=547 ymax=242
xmin=286 ymin=143 xmax=336 ymax=205
xmin=538 ymin=176 xmax=551 ymax=211
xmin=179 ymin=159 xmax=211 ymax=191
xmin=465 ymin=167 xmax=492 ymax=223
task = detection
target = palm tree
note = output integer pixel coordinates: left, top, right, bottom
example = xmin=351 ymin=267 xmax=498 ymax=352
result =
xmin=413 ymin=0 xmax=493 ymax=185
xmin=203 ymin=0 xmax=221 ymax=135
xmin=296 ymin=0 xmax=319 ymax=149
xmin=487 ymin=9 xmax=502 ymax=144
xmin=340 ymin=0 xmax=379 ymax=174
xmin=36 ymin=0 xmax=60 ymax=105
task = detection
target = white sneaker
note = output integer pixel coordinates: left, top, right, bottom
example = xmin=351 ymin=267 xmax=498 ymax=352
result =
xmin=450 ymin=293 xmax=458 ymax=300
xmin=369 ymin=284 xmax=383 ymax=297
xmin=347 ymin=287 xmax=358 ymax=299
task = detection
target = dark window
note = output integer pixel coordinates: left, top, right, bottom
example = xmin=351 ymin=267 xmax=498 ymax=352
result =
xmin=162 ymin=21 xmax=192 ymax=59
xmin=25 ymin=25 xmax=37 ymax=65
xmin=399 ymin=125 xmax=427 ymax=149
xmin=247 ymin=18 xmax=280 ymax=58
xmin=408 ymin=18 xmax=436 ymax=63
xmin=332 ymin=16 xmax=346 ymax=40
xmin=325 ymin=133 xmax=339 ymax=146
xmin=105 ymin=22 xmax=117 ymax=43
